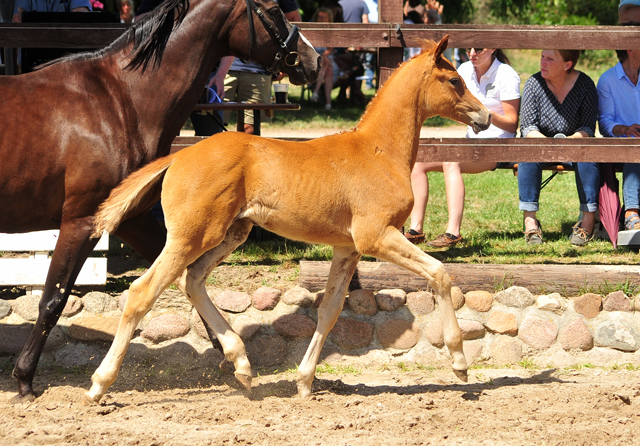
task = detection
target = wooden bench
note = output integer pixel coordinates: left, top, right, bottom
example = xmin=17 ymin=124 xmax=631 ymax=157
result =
xmin=0 ymin=231 xmax=109 ymax=295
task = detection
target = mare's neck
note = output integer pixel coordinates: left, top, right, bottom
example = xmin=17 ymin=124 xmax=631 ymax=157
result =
xmin=115 ymin=0 xmax=234 ymax=159
xmin=356 ymin=59 xmax=430 ymax=166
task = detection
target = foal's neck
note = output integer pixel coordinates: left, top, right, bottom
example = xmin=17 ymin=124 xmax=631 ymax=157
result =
xmin=356 ymin=59 xmax=430 ymax=166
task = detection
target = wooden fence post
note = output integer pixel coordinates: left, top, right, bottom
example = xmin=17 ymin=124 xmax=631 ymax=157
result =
xmin=378 ymin=0 xmax=404 ymax=86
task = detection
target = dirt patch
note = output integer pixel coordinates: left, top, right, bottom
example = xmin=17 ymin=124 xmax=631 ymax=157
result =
xmin=1 ymin=363 xmax=639 ymax=445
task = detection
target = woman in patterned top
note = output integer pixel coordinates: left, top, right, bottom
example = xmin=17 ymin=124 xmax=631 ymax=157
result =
xmin=519 ymin=50 xmax=599 ymax=246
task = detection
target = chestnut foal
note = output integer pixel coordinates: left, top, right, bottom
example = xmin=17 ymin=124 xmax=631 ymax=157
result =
xmin=87 ymin=36 xmax=490 ymax=403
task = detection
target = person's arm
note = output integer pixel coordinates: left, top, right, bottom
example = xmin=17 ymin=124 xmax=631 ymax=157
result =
xmin=12 ymin=0 xmax=29 ymax=23
xmin=520 ymin=78 xmax=543 ymax=138
xmin=492 ymin=98 xmax=520 ymax=134
xmin=570 ymin=75 xmax=598 ymax=138
xmin=207 ymin=56 xmax=234 ymax=99
xmin=285 ymin=9 xmax=301 ymax=22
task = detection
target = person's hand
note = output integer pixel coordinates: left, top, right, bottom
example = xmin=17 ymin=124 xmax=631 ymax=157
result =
xmin=207 ymin=75 xmax=226 ymax=99
xmin=12 ymin=7 xmax=24 ymax=23
xmin=273 ymin=72 xmax=285 ymax=82
xmin=622 ymin=124 xmax=640 ymax=137
xmin=427 ymin=0 xmax=444 ymax=15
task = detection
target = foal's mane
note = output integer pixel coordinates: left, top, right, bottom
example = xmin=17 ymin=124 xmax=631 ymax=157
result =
xmin=35 ymin=0 xmax=190 ymax=72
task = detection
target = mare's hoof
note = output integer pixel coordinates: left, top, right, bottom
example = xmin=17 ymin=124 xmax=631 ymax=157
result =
xmin=453 ymin=368 xmax=468 ymax=382
xmin=10 ymin=392 xmax=36 ymax=405
xmin=234 ymin=372 xmax=252 ymax=395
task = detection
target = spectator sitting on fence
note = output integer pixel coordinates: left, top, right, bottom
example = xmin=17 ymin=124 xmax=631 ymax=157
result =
xmin=597 ymin=47 xmax=640 ymax=231
xmin=309 ymin=7 xmax=335 ymax=110
xmin=518 ymin=50 xmax=599 ymax=246
xmin=405 ymin=48 xmax=520 ymax=247
xmin=13 ymin=0 xmax=91 ymax=23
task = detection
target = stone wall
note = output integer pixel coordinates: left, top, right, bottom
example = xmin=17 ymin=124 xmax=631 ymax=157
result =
xmin=2 ymin=284 xmax=640 ymax=371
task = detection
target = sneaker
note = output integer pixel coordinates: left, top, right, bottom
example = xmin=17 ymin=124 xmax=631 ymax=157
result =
xmin=524 ymin=220 xmax=543 ymax=245
xmin=570 ymin=223 xmax=593 ymax=246
xmin=404 ymin=229 xmax=425 ymax=244
xmin=310 ymin=92 xmax=319 ymax=103
xmin=427 ymin=233 xmax=463 ymax=248
xmin=325 ymin=103 xmax=331 ymax=110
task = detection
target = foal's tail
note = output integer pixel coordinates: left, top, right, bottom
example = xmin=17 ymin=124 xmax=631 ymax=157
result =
xmin=93 ymin=155 xmax=177 ymax=237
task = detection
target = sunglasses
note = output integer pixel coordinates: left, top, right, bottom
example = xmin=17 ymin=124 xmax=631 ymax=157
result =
xmin=468 ymin=48 xmax=485 ymax=54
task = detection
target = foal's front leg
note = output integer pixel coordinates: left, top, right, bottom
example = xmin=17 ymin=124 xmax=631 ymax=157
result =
xmin=359 ymin=226 xmax=467 ymax=381
xmin=297 ymin=246 xmax=361 ymax=397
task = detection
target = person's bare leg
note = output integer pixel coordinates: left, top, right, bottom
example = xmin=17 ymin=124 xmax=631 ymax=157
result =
xmin=581 ymin=211 xmax=595 ymax=233
xmin=524 ymin=211 xmax=538 ymax=232
xmin=409 ymin=162 xmax=442 ymax=232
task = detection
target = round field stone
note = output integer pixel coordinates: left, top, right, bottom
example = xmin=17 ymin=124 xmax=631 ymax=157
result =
xmin=573 ymin=293 xmax=602 ymax=319
xmin=0 ymin=299 xmax=12 ymax=319
xmin=424 ymin=318 xmax=444 ymax=348
xmin=273 ymin=313 xmax=316 ymax=338
xmin=214 ymin=290 xmax=252 ymax=313
xmin=246 ymin=334 xmax=287 ymax=368
xmin=66 ymin=315 xmax=121 ymax=342
xmin=406 ymin=291 xmax=435 ymax=315
xmin=464 ymin=290 xmax=493 ymax=312
xmin=559 ymin=318 xmax=593 ymax=351
xmin=451 ymin=286 xmax=465 ymax=310
xmin=375 ymin=289 xmax=406 ymax=311
xmin=484 ymin=311 xmax=518 ymax=336
xmin=329 ymin=317 xmax=374 ymax=351
xmin=282 ymin=286 xmax=314 ymax=307
xmin=603 ymin=291 xmax=632 ymax=312
xmin=348 ymin=289 xmax=378 ymax=316
xmin=458 ymin=320 xmax=485 ymax=340
xmin=141 ymin=313 xmax=190 ymax=343
xmin=536 ymin=293 xmax=566 ymax=314
xmin=518 ymin=316 xmax=558 ymax=350
xmin=594 ymin=320 xmax=640 ymax=352
xmin=61 ymin=296 xmax=83 ymax=317
xmin=232 ymin=315 xmax=262 ymax=340
xmin=13 ymin=294 xmax=41 ymax=321
xmin=376 ymin=319 xmax=421 ymax=349
xmin=494 ymin=286 xmax=536 ymax=309
xmin=82 ymin=291 xmax=118 ymax=314
xmin=490 ymin=337 xmax=523 ymax=365
xmin=252 ymin=287 xmax=281 ymax=311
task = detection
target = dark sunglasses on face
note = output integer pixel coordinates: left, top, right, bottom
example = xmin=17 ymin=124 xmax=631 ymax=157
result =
xmin=468 ymin=48 xmax=485 ymax=54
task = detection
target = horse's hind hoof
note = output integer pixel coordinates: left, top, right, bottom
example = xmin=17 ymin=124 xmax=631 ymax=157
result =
xmin=81 ymin=391 xmax=101 ymax=406
xmin=10 ymin=392 xmax=36 ymax=405
xmin=453 ymin=368 xmax=468 ymax=382
xmin=234 ymin=372 xmax=252 ymax=395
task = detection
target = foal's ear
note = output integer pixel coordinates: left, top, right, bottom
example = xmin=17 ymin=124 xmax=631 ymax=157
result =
xmin=434 ymin=35 xmax=449 ymax=60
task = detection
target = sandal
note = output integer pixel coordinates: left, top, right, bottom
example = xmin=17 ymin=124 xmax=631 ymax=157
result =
xmin=524 ymin=219 xmax=543 ymax=245
xmin=625 ymin=213 xmax=640 ymax=231
xmin=404 ymin=229 xmax=425 ymax=244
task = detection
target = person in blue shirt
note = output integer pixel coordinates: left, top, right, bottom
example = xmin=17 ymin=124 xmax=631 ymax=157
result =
xmin=13 ymin=0 xmax=91 ymax=22
xmin=597 ymin=48 xmax=640 ymax=230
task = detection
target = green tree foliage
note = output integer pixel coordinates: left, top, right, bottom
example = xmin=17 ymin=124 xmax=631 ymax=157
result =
xmin=489 ymin=0 xmax=619 ymax=25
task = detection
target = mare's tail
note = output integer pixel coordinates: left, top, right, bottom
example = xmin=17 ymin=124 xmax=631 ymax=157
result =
xmin=93 ymin=154 xmax=177 ymax=237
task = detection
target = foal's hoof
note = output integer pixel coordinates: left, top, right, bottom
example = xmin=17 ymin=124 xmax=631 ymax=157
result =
xmin=453 ymin=368 xmax=469 ymax=382
xmin=10 ymin=392 xmax=36 ymax=405
xmin=81 ymin=391 xmax=101 ymax=406
xmin=234 ymin=372 xmax=252 ymax=395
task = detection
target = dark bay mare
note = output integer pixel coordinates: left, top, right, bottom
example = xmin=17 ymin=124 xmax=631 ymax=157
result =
xmin=0 ymin=0 xmax=320 ymax=401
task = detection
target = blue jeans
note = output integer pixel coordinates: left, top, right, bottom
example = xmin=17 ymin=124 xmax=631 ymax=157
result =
xmin=518 ymin=162 xmax=600 ymax=212
xmin=623 ymin=163 xmax=640 ymax=210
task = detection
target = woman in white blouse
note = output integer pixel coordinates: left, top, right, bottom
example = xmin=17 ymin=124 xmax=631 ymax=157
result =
xmin=405 ymin=48 xmax=521 ymax=247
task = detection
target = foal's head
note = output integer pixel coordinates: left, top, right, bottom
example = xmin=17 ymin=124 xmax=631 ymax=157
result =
xmin=419 ymin=36 xmax=491 ymax=133
xmin=228 ymin=0 xmax=320 ymax=85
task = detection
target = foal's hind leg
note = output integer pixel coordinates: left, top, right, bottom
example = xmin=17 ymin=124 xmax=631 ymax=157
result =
xmin=85 ymin=241 xmax=198 ymax=403
xmin=358 ymin=226 xmax=467 ymax=381
xmin=12 ymin=218 xmax=98 ymax=402
xmin=297 ymin=246 xmax=361 ymax=397
xmin=174 ymin=219 xmax=254 ymax=391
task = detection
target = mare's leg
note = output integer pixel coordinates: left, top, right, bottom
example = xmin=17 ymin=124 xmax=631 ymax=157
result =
xmin=297 ymin=246 xmax=361 ymax=397
xmin=85 ymin=239 xmax=204 ymax=403
xmin=358 ymin=226 xmax=467 ymax=381
xmin=174 ymin=219 xmax=254 ymax=391
xmin=114 ymin=211 xmax=223 ymax=351
xmin=12 ymin=218 xmax=98 ymax=401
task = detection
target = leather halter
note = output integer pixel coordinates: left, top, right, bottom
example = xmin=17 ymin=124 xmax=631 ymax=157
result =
xmin=244 ymin=0 xmax=301 ymax=72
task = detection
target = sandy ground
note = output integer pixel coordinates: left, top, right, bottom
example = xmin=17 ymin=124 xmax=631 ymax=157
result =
xmin=1 ymin=363 xmax=640 ymax=446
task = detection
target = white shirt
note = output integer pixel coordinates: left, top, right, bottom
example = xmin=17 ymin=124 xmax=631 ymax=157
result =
xmin=457 ymin=58 xmax=521 ymax=138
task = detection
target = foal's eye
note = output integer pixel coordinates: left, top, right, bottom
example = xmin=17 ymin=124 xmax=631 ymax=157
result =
xmin=449 ymin=77 xmax=460 ymax=86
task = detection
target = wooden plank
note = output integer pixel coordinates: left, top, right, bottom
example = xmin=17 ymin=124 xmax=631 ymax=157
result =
xmin=3 ymin=22 xmax=640 ymax=50
xmin=379 ymin=0 xmax=404 ymax=24
xmin=0 ymin=23 xmax=128 ymax=48
xmin=0 ymin=231 xmax=109 ymax=252
xmin=0 ymin=257 xmax=107 ymax=286
xmin=390 ymin=24 xmax=640 ymax=50
xmin=299 ymin=261 xmax=640 ymax=295
xmin=417 ymin=138 xmax=640 ymax=163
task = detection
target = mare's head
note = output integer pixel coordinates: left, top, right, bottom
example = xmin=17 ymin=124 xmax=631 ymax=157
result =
xmin=228 ymin=0 xmax=320 ymax=85
xmin=418 ymin=36 xmax=490 ymax=133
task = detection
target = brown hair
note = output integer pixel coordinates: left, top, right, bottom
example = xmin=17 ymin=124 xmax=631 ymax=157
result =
xmin=555 ymin=50 xmax=581 ymax=73
xmin=494 ymin=49 xmax=512 ymax=66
